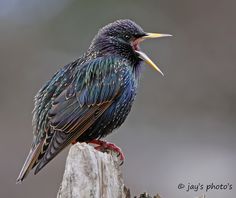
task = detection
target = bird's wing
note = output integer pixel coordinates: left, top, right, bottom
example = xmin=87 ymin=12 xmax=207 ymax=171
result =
xmin=17 ymin=60 xmax=78 ymax=183
xmin=32 ymin=60 xmax=77 ymax=138
xmin=34 ymin=56 xmax=129 ymax=174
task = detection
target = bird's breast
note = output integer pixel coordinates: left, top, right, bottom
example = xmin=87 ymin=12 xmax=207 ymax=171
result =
xmin=79 ymin=75 xmax=137 ymax=141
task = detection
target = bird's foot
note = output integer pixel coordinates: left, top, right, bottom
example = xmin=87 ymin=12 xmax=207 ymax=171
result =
xmin=71 ymin=140 xmax=77 ymax=145
xmin=88 ymin=139 xmax=125 ymax=164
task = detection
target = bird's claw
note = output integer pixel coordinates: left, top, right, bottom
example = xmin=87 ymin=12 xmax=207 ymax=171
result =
xmin=88 ymin=139 xmax=125 ymax=165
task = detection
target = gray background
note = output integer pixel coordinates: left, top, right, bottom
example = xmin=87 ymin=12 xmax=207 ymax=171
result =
xmin=0 ymin=0 xmax=235 ymax=197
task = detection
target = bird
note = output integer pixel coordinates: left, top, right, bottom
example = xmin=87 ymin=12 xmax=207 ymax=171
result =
xmin=16 ymin=19 xmax=171 ymax=183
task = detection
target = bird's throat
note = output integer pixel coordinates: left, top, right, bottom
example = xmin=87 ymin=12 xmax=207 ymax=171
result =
xmin=131 ymin=38 xmax=142 ymax=51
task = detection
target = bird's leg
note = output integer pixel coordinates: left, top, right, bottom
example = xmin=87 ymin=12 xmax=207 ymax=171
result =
xmin=71 ymin=140 xmax=77 ymax=145
xmin=88 ymin=139 xmax=125 ymax=163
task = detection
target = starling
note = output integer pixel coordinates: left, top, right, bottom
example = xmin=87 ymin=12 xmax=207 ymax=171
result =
xmin=17 ymin=19 xmax=171 ymax=183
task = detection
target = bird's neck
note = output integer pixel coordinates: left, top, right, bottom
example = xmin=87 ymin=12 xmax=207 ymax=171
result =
xmin=89 ymin=37 xmax=140 ymax=60
xmin=85 ymin=48 xmax=143 ymax=80
xmin=85 ymin=35 xmax=143 ymax=82
xmin=87 ymin=38 xmax=143 ymax=78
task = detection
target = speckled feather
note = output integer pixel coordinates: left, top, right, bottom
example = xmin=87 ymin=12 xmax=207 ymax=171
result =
xmin=17 ymin=19 xmax=146 ymax=182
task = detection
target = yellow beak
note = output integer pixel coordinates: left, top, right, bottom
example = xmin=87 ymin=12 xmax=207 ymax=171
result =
xmin=136 ymin=32 xmax=172 ymax=76
xmin=143 ymin=33 xmax=172 ymax=39
xmin=135 ymin=50 xmax=164 ymax=76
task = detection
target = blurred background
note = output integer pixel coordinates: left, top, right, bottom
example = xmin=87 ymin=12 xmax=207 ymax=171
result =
xmin=0 ymin=0 xmax=235 ymax=197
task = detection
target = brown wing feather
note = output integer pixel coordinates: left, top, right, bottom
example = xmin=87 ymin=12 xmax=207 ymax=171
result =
xmin=16 ymin=140 xmax=44 ymax=183
xmin=34 ymin=102 xmax=111 ymax=174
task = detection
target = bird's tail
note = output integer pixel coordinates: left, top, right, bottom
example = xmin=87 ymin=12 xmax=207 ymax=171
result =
xmin=16 ymin=141 xmax=43 ymax=183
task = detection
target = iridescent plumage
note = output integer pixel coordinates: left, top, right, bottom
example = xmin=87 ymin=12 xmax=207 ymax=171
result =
xmin=17 ymin=19 xmax=170 ymax=182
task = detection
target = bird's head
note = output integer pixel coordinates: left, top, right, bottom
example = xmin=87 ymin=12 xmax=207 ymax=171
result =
xmin=89 ymin=19 xmax=172 ymax=76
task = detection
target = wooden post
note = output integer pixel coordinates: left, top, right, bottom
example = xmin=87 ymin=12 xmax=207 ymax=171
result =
xmin=57 ymin=142 xmax=206 ymax=198
xmin=57 ymin=143 xmax=130 ymax=198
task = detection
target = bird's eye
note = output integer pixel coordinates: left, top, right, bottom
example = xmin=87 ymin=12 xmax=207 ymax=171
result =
xmin=124 ymin=34 xmax=131 ymax=40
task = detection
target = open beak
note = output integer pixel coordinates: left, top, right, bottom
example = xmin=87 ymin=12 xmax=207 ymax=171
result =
xmin=135 ymin=33 xmax=172 ymax=76
xmin=143 ymin=33 xmax=172 ymax=39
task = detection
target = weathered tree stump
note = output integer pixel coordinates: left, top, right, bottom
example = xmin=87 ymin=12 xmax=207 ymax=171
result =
xmin=57 ymin=142 xmax=205 ymax=198
xmin=57 ymin=143 xmax=130 ymax=198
